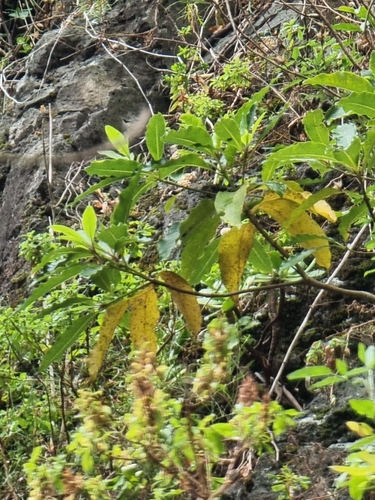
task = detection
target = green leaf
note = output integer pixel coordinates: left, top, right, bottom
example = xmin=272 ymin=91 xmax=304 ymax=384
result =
xmin=180 ymin=113 xmax=206 ymax=128
xmin=358 ymin=342 xmax=366 ymax=364
xmin=180 ymin=199 xmax=220 ymax=284
xmin=112 ymin=171 xmax=141 ymax=224
xmin=36 ymin=297 xmax=97 ymax=318
xmin=334 ymin=142 xmax=361 ymax=172
xmin=365 ymin=345 xmax=375 ymax=369
xmin=279 ymin=248 xmax=316 ymax=271
xmin=72 ymin=177 xmax=119 ymax=205
xmin=305 ymin=72 xmax=375 ymax=93
xmin=86 ymin=159 xmax=141 ymax=177
xmin=332 ymin=23 xmax=362 ymax=32
xmin=157 ymin=221 xmax=180 ymax=260
xmin=146 ymin=113 xmax=165 ymax=161
xmin=214 ymin=117 xmax=243 ymax=150
xmin=20 ymin=264 xmax=86 ymax=310
xmin=164 ymin=126 xmax=214 ymax=154
xmin=210 ymin=423 xmax=238 ymax=438
xmin=262 ymin=182 xmax=288 ymax=197
xmin=97 ymin=223 xmax=130 ymax=251
xmin=159 ymin=152 xmax=210 ymax=170
xmin=339 ymin=203 xmax=367 ymax=241
xmin=91 ymin=266 xmax=121 ymax=292
xmin=105 ymin=125 xmax=130 ymax=156
xmin=338 ymin=92 xmax=375 ymax=118
xmin=371 ymin=51 xmax=375 ymax=76
xmin=234 ymin=87 xmax=269 ymax=132
xmin=303 ymin=109 xmax=329 ymax=144
xmin=350 ymin=399 xmax=375 ymax=419
xmin=51 ymin=225 xmax=91 ymax=247
xmin=336 ymin=358 xmax=348 ymax=375
xmin=346 ymin=367 xmax=368 ymax=377
xmin=248 ymin=238 xmax=273 ymax=274
xmin=214 ymin=184 xmax=247 ymax=227
xmin=188 ymin=238 xmax=219 ymax=284
xmin=287 ymin=365 xmax=333 ymax=380
xmin=81 ymin=449 xmax=95 ymax=473
xmin=362 ymin=129 xmax=375 ymax=169
xmin=262 ymin=142 xmax=335 ymax=181
xmin=40 ymin=311 xmax=98 ymax=370
xmin=82 ymin=205 xmax=97 ymax=242
xmin=309 ymin=375 xmax=344 ymax=389
xmin=332 ymin=123 xmax=358 ymax=149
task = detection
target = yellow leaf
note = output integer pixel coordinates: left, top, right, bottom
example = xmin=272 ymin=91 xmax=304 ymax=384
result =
xmin=286 ymin=189 xmax=336 ymax=221
xmin=218 ymin=223 xmax=255 ymax=302
xmin=159 ymin=271 xmax=202 ymax=335
xmin=129 ymin=286 xmax=159 ymax=353
xmin=265 ymin=189 xmax=337 ymax=223
xmin=88 ymin=299 xmax=130 ymax=382
xmin=255 ymin=198 xmax=331 ymax=268
xmin=347 ymin=421 xmax=374 ymax=437
xmin=308 ymin=198 xmax=337 ymax=222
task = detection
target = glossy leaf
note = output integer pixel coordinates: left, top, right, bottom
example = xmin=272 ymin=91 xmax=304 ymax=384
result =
xmin=262 ymin=142 xmax=335 ymax=181
xmin=112 ymin=171 xmax=141 ymax=224
xmin=303 ymin=109 xmax=329 ymax=144
xmin=160 ymin=271 xmax=202 ymax=335
xmin=215 ymin=184 xmax=247 ymax=227
xmin=86 ymin=159 xmax=141 ymax=177
xmin=105 ymin=125 xmax=130 ymax=156
xmin=214 ymin=117 xmax=242 ymax=149
xmin=82 ymin=205 xmax=97 ymax=242
xmin=188 ymin=238 xmax=220 ymax=284
xmin=305 ymin=72 xmax=375 ymax=93
xmin=51 ymin=225 xmax=91 ymax=247
xmin=91 ymin=266 xmax=121 ymax=292
xmin=334 ymin=137 xmax=361 ymax=171
xmin=287 ymin=365 xmax=333 ymax=380
xmin=180 ymin=199 xmax=220 ymax=284
xmin=339 ymin=203 xmax=367 ymax=240
xmin=146 ymin=113 xmax=165 ymax=161
xmin=362 ymin=129 xmax=375 ymax=169
xmin=164 ymin=126 xmax=214 ymax=154
xmin=338 ymin=92 xmax=375 ymax=118
xmin=248 ymin=238 xmax=273 ymax=274
xmin=158 ymin=221 xmax=180 ymax=260
xmin=350 ymin=399 xmax=375 ymax=419
xmin=332 ymin=123 xmax=358 ymax=149
xmin=159 ymin=152 xmax=210 ymax=170
xmin=88 ymin=299 xmax=130 ymax=382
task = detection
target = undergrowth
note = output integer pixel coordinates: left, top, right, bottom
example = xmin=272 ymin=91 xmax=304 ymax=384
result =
xmin=2 ymin=1 xmax=375 ymax=499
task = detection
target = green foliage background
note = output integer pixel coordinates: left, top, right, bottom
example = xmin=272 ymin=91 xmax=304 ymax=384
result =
xmin=3 ymin=1 xmax=375 ymax=499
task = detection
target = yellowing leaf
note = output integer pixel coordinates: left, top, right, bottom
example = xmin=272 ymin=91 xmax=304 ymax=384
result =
xmin=129 ymin=286 xmax=159 ymax=353
xmin=266 ymin=188 xmax=337 ymax=223
xmin=254 ymin=198 xmax=331 ymax=268
xmin=88 ymin=299 xmax=130 ymax=382
xmin=347 ymin=421 xmax=374 ymax=437
xmin=308 ymin=198 xmax=337 ymax=222
xmin=159 ymin=271 xmax=202 ymax=335
xmin=218 ymin=223 xmax=255 ymax=302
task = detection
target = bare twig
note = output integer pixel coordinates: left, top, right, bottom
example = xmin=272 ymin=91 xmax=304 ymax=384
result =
xmin=270 ymin=222 xmax=371 ymax=396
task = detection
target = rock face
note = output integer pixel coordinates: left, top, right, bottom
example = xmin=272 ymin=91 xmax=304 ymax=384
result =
xmin=0 ymin=1 xmax=174 ymax=303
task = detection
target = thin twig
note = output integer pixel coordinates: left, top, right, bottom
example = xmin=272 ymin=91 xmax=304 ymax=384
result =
xmin=270 ymin=222 xmax=371 ymax=396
